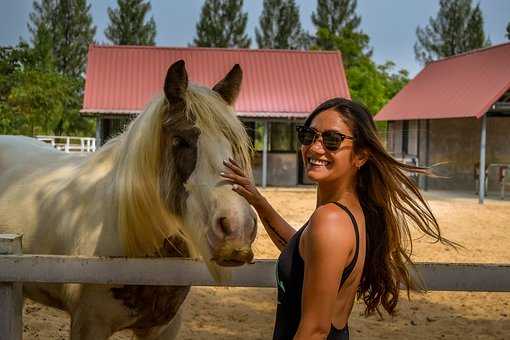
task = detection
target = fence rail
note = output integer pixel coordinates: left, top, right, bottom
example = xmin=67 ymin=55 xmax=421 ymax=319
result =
xmin=36 ymin=135 xmax=96 ymax=153
xmin=1 ymin=234 xmax=510 ymax=339
xmin=1 ymin=254 xmax=510 ymax=292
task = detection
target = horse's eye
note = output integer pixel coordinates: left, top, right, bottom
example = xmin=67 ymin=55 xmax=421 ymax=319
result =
xmin=172 ymin=136 xmax=189 ymax=148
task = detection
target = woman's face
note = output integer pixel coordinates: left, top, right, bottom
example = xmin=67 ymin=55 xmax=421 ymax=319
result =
xmin=301 ymin=109 xmax=359 ymax=185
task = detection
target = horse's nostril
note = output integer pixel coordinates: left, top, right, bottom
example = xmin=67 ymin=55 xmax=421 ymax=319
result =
xmin=218 ymin=217 xmax=233 ymax=236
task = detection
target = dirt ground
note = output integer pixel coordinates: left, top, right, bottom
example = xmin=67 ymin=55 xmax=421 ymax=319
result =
xmin=22 ymin=189 xmax=510 ymax=339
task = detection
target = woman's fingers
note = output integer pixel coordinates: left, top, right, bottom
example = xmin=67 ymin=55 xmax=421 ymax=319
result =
xmin=220 ymin=170 xmax=251 ymax=187
xmin=232 ymin=183 xmax=252 ymax=198
xmin=223 ymin=159 xmax=245 ymax=176
xmin=228 ymin=157 xmax=240 ymax=167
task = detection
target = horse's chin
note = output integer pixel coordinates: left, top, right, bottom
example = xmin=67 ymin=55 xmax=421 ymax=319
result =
xmin=212 ymin=258 xmax=248 ymax=267
xmin=209 ymin=247 xmax=255 ymax=267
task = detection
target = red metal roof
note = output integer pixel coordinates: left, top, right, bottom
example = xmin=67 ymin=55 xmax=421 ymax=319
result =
xmin=82 ymin=45 xmax=350 ymax=119
xmin=375 ymin=42 xmax=510 ymax=121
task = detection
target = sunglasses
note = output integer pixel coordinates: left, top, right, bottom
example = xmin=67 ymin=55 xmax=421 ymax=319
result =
xmin=296 ymin=126 xmax=353 ymax=151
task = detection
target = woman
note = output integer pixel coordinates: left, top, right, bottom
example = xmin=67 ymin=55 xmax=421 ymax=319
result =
xmin=221 ymin=98 xmax=454 ymax=340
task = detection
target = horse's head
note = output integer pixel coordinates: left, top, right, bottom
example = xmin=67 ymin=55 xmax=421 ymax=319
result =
xmin=159 ymin=60 xmax=257 ymax=267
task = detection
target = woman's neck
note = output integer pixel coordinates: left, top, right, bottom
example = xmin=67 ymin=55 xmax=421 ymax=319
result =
xmin=316 ymin=177 xmax=358 ymax=207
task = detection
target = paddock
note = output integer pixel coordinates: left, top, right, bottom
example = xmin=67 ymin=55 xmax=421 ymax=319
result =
xmin=2 ymin=189 xmax=510 ymax=339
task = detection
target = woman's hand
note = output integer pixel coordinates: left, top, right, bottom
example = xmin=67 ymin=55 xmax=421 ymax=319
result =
xmin=221 ymin=158 xmax=266 ymax=209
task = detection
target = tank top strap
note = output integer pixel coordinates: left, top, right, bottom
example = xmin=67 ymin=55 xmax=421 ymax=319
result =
xmin=328 ymin=202 xmax=360 ymax=287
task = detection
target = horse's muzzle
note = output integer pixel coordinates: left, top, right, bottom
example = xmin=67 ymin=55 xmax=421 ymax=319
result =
xmin=210 ymin=247 xmax=255 ymax=267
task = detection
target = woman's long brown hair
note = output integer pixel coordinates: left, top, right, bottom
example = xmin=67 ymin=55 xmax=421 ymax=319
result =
xmin=304 ymin=98 xmax=458 ymax=316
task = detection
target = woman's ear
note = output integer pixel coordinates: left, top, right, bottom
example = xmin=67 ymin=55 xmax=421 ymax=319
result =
xmin=355 ymin=149 xmax=369 ymax=169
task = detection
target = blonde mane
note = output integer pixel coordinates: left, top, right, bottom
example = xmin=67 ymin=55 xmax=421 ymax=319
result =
xmin=92 ymin=85 xmax=253 ymax=265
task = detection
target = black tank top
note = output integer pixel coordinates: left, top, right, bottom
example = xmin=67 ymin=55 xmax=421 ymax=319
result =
xmin=273 ymin=202 xmax=360 ymax=340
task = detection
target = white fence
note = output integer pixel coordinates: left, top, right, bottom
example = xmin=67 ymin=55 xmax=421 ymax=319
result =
xmin=36 ymin=135 xmax=96 ymax=153
xmin=1 ymin=234 xmax=510 ymax=339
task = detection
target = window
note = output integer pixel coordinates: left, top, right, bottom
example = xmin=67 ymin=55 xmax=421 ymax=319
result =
xmin=270 ymin=122 xmax=296 ymax=152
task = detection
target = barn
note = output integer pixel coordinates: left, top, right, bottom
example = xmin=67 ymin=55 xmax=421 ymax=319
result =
xmin=81 ymin=44 xmax=350 ymax=186
xmin=375 ymin=42 xmax=510 ymax=202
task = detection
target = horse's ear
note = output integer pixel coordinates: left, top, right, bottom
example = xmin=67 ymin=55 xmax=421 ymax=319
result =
xmin=164 ymin=60 xmax=188 ymax=106
xmin=212 ymin=64 xmax=242 ymax=106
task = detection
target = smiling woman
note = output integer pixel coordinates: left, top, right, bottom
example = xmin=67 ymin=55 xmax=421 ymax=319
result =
xmin=222 ymin=97 xmax=457 ymax=340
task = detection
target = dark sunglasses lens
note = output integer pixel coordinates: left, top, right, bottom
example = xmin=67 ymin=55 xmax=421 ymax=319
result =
xmin=298 ymin=128 xmax=315 ymax=145
xmin=322 ymin=132 xmax=342 ymax=150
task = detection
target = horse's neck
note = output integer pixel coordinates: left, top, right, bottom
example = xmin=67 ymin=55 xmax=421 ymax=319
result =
xmin=58 ymin=147 xmax=122 ymax=255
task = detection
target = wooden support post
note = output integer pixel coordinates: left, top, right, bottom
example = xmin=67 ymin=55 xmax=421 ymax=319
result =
xmin=0 ymin=234 xmax=23 ymax=340
xmin=96 ymin=117 xmax=103 ymax=147
xmin=262 ymin=120 xmax=268 ymax=188
xmin=479 ymin=114 xmax=487 ymax=204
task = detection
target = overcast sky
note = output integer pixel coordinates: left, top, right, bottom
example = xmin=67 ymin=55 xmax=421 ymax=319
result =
xmin=1 ymin=0 xmax=509 ymax=76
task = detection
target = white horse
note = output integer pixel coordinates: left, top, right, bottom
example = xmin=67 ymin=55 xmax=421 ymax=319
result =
xmin=0 ymin=60 xmax=257 ymax=339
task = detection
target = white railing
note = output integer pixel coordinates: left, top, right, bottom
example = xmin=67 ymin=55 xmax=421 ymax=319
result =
xmin=1 ymin=234 xmax=510 ymax=339
xmin=36 ymin=136 xmax=96 ymax=153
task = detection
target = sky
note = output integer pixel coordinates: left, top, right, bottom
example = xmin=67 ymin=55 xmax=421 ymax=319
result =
xmin=1 ymin=0 xmax=509 ymax=77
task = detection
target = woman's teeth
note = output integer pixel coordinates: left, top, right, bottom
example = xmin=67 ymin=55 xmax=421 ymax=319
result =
xmin=308 ymin=158 xmax=330 ymax=166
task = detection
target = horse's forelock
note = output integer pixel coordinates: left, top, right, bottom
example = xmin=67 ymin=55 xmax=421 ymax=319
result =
xmin=186 ymin=85 xmax=253 ymax=176
xmin=110 ymin=96 xmax=193 ymax=258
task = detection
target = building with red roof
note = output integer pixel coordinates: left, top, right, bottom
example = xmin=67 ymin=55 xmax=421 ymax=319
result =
xmin=375 ymin=42 xmax=510 ymax=202
xmin=81 ymin=44 xmax=350 ymax=186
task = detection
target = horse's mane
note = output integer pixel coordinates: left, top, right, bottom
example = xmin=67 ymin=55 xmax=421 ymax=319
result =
xmin=90 ymin=85 xmax=252 ymax=272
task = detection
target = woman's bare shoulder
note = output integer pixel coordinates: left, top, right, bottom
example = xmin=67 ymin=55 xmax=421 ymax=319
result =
xmin=304 ymin=203 xmax=356 ymax=247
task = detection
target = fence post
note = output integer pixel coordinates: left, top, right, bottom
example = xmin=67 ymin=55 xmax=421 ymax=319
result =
xmin=0 ymin=234 xmax=23 ymax=340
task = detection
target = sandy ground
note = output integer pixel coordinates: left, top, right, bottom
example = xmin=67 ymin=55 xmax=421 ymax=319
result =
xmin=21 ymin=189 xmax=510 ymax=339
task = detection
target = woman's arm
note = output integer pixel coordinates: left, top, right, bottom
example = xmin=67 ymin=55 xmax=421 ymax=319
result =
xmin=221 ymin=158 xmax=295 ymax=251
xmin=294 ymin=204 xmax=354 ymax=340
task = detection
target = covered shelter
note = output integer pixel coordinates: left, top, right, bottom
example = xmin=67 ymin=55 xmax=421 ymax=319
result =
xmin=375 ymin=42 xmax=510 ymax=203
xmin=81 ymin=44 xmax=350 ymax=186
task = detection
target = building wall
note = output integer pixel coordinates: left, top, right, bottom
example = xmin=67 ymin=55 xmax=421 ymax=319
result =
xmin=392 ymin=120 xmax=403 ymax=156
xmin=408 ymin=120 xmax=419 ymax=156
xmin=388 ymin=120 xmax=419 ymax=159
xmin=425 ymin=117 xmax=510 ymax=191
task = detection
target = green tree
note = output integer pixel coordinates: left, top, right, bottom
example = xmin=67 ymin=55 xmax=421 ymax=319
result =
xmin=28 ymin=0 xmax=58 ymax=46
xmin=465 ymin=4 xmax=489 ymax=50
xmin=255 ymin=0 xmax=308 ymax=49
xmin=193 ymin=0 xmax=251 ymax=48
xmin=8 ymin=68 xmax=77 ymax=136
xmin=506 ymin=22 xmax=510 ymax=40
xmin=105 ymin=0 xmax=156 ymax=45
xmin=307 ymin=0 xmax=408 ymax=120
xmin=311 ymin=0 xmax=370 ymax=67
xmin=0 ymin=46 xmax=28 ymax=134
xmin=25 ymin=0 xmax=96 ymax=137
xmin=28 ymin=0 xmax=96 ymax=78
xmin=377 ymin=61 xmax=410 ymax=109
xmin=415 ymin=0 xmax=490 ymax=65
xmin=0 ymin=43 xmax=86 ymax=136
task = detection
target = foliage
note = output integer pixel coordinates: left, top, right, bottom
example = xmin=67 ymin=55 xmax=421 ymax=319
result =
xmin=347 ymin=58 xmax=409 ymax=116
xmin=193 ymin=0 xmax=251 ymax=48
xmin=105 ymin=0 xmax=156 ymax=45
xmin=28 ymin=0 xmax=96 ymax=78
xmin=0 ymin=43 xmax=94 ymax=136
xmin=506 ymin=22 xmax=510 ymax=40
xmin=20 ymin=0 xmax=97 ymax=137
xmin=255 ymin=0 xmax=308 ymax=49
xmin=414 ymin=0 xmax=490 ymax=65
xmin=308 ymin=0 xmax=407 ymax=122
xmin=311 ymin=0 xmax=371 ymax=67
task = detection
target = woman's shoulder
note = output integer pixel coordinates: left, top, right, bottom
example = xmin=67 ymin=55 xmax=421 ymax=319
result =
xmin=305 ymin=203 xmax=357 ymax=246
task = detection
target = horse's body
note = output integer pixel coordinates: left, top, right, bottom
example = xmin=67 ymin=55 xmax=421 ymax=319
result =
xmin=0 ymin=61 xmax=256 ymax=339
